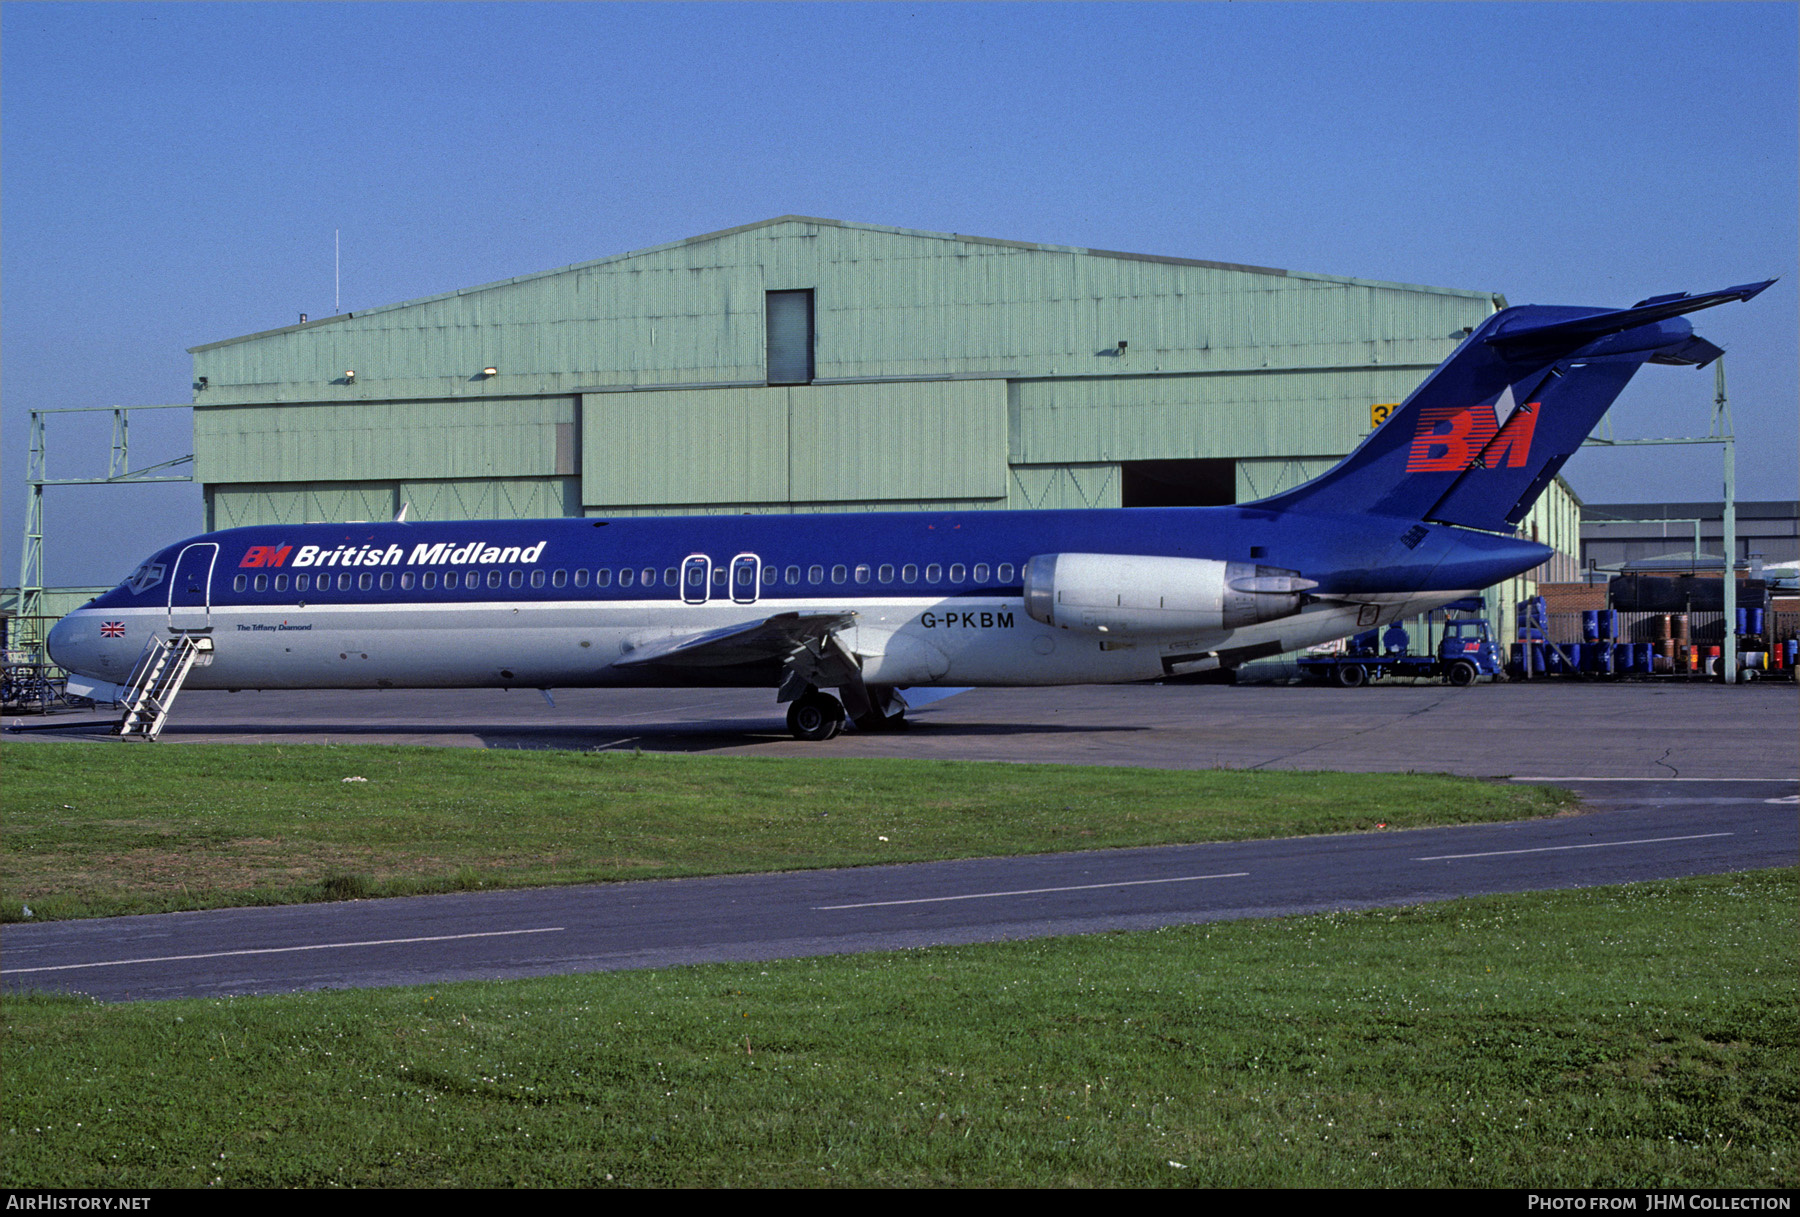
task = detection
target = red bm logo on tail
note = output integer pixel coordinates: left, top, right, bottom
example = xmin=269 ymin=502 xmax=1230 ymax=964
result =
xmin=1406 ymin=402 xmax=1538 ymax=472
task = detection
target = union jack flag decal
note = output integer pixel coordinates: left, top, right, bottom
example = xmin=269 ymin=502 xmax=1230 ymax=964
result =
xmin=100 ymin=621 xmax=126 ymax=638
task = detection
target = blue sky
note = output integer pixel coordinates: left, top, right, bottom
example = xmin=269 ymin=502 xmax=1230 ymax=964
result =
xmin=5 ymin=1 xmax=1795 ymax=586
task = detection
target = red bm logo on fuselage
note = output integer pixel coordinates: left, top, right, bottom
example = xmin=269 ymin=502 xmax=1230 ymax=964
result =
xmin=239 ymin=545 xmax=294 ymax=568
xmin=1405 ymin=402 xmax=1539 ymax=473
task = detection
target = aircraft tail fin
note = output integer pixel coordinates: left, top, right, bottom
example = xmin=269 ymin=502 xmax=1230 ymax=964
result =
xmin=1252 ymin=280 xmax=1773 ymax=533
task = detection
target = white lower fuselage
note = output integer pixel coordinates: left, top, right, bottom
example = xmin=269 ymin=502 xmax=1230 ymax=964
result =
xmin=63 ymin=590 xmax=1468 ymax=694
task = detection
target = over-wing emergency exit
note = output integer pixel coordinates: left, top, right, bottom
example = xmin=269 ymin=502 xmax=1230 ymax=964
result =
xmin=48 ymin=281 xmax=1773 ymax=739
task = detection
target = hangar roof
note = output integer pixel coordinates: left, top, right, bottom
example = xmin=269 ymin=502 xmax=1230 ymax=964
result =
xmin=190 ymin=215 xmax=1499 ymax=354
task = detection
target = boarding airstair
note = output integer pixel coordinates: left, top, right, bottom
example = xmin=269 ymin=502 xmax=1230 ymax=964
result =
xmin=114 ymin=633 xmax=210 ymax=741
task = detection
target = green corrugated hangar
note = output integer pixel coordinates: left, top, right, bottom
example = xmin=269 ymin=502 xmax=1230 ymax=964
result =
xmin=188 ymin=216 xmax=1580 ymax=635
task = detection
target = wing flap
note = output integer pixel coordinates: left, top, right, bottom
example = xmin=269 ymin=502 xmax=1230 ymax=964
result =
xmin=613 ymin=610 xmax=856 ymax=670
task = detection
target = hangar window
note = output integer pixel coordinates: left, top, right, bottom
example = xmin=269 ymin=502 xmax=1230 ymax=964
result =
xmin=766 ymin=290 xmax=815 ymax=385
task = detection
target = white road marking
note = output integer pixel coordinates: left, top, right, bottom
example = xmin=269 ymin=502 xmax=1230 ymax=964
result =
xmin=1415 ymin=833 xmax=1733 ymax=862
xmin=3 ymin=926 xmax=565 ymax=975
xmin=1510 ymin=777 xmax=1796 ymax=783
xmin=815 ymin=872 xmax=1248 ymax=910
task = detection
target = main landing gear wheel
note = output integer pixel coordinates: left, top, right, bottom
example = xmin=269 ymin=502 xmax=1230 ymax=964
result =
xmin=787 ymin=691 xmax=846 ymax=741
xmin=1335 ymin=663 xmax=1368 ymax=688
xmin=1446 ymin=659 xmax=1479 ymax=687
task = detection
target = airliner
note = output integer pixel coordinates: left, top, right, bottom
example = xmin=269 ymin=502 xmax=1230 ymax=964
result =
xmin=47 ymin=281 xmax=1771 ymax=740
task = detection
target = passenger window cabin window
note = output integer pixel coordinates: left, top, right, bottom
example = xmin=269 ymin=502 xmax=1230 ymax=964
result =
xmin=275 ymin=574 xmax=289 ymax=592
xmin=925 ymin=564 xmax=941 ymax=583
xmin=338 ymin=573 xmax=353 ymax=591
xmin=442 ymin=571 xmax=457 ymax=589
xmin=998 ymin=563 xmax=1015 ymax=583
xmin=620 ymin=568 xmax=634 ymax=588
xmin=233 ymin=575 xmax=248 ymax=592
xmin=509 ymin=569 xmax=524 ymax=589
xmin=974 ymin=563 xmax=990 ymax=583
xmin=422 ymin=572 xmax=437 ymax=590
xmin=488 ymin=570 xmax=503 ymax=589
xmin=399 ymin=572 xmax=413 ymax=590
xmin=359 ymin=572 xmax=374 ymax=591
xmin=296 ymin=574 xmax=310 ymax=592
xmin=664 ymin=568 xmax=677 ymax=587
xmin=949 ymin=564 xmax=964 ymax=583
xmin=878 ymin=564 xmax=895 ymax=583
xmin=252 ymin=574 xmax=268 ymax=593
xmin=552 ymin=569 xmax=567 ymax=588
xmin=713 ymin=567 xmax=728 ymax=587
xmin=763 ymin=566 xmax=778 ymax=586
xmin=379 ymin=572 xmax=394 ymax=591
xmin=833 ymin=565 xmax=848 ymax=584
xmin=574 ymin=569 xmax=590 ymax=588
xmin=855 ymin=564 xmax=871 ymax=584
xmin=901 ymin=564 xmax=918 ymax=584
xmin=592 ymin=568 xmax=607 ymax=587
xmin=531 ymin=569 xmax=546 ymax=588
xmin=808 ymin=565 xmax=824 ymax=585
xmin=643 ymin=567 xmax=657 ymax=588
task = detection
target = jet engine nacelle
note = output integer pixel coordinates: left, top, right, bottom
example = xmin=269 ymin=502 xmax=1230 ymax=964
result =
xmin=1022 ymin=553 xmax=1315 ymax=636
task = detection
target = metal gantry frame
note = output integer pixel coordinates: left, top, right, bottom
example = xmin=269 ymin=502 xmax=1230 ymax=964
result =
xmin=1580 ymin=358 xmax=1740 ymax=681
xmin=15 ymin=404 xmax=193 ymax=661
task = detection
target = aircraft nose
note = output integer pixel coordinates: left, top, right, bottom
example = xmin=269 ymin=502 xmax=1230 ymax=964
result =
xmin=46 ymin=612 xmax=92 ymax=675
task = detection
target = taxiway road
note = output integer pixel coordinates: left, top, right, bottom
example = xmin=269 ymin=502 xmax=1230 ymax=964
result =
xmin=8 ymin=679 xmax=1795 ymax=778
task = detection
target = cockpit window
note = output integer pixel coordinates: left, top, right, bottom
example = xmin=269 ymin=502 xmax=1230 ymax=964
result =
xmin=123 ymin=561 xmax=166 ymax=595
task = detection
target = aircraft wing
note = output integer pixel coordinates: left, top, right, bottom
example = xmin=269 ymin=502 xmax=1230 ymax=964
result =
xmin=613 ymin=610 xmax=859 ymax=683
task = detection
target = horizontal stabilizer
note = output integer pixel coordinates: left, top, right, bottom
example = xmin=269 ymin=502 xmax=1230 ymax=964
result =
xmin=1485 ymin=280 xmax=1774 ymax=358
